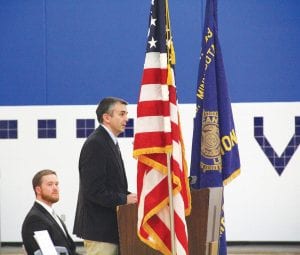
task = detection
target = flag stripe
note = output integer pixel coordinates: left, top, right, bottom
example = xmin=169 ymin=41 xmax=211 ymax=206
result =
xmin=137 ymin=101 xmax=170 ymax=117
xmin=144 ymin=52 xmax=168 ymax=69
xmin=134 ymin=132 xmax=172 ymax=152
xmin=142 ymin=68 xmax=167 ymax=85
xmin=135 ymin=116 xmax=171 ymax=133
xmin=139 ymin=84 xmax=169 ymax=101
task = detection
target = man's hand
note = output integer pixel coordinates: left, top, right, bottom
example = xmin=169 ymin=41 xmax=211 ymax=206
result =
xmin=126 ymin=193 xmax=138 ymax=204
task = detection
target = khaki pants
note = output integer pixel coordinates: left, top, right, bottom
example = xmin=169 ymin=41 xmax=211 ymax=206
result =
xmin=84 ymin=240 xmax=119 ymax=255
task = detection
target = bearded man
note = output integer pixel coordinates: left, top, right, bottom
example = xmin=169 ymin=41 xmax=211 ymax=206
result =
xmin=21 ymin=169 xmax=78 ymax=255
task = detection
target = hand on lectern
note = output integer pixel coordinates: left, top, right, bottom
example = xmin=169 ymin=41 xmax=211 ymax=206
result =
xmin=127 ymin=193 xmax=138 ymax=204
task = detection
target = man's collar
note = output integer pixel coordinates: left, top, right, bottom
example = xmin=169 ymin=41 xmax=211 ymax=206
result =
xmin=100 ymin=124 xmax=118 ymax=144
xmin=35 ymin=199 xmax=53 ymax=214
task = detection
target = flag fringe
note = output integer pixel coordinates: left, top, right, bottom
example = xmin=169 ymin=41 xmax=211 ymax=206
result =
xmin=133 ymin=146 xmax=172 ymax=158
xmin=223 ymin=168 xmax=240 ymax=186
xmin=138 ymin=222 xmax=172 ymax=255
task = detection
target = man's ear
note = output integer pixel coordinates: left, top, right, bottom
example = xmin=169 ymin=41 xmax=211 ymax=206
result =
xmin=102 ymin=113 xmax=111 ymax=124
xmin=35 ymin=186 xmax=41 ymax=195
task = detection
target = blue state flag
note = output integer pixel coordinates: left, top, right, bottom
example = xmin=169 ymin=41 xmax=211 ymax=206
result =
xmin=190 ymin=0 xmax=241 ymax=254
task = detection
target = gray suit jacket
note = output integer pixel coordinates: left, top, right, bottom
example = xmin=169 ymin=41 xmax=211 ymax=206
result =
xmin=73 ymin=125 xmax=129 ymax=244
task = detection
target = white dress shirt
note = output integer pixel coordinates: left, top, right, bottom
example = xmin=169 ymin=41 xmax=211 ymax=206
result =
xmin=35 ymin=200 xmax=66 ymax=235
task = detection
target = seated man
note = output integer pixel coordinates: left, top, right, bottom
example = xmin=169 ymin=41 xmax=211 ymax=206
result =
xmin=22 ymin=169 xmax=78 ymax=255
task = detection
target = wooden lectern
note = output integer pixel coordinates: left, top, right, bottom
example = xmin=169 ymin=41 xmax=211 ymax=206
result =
xmin=117 ymin=187 xmax=223 ymax=255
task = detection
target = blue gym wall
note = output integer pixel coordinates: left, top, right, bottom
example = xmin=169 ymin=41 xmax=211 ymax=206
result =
xmin=1 ymin=0 xmax=299 ymax=106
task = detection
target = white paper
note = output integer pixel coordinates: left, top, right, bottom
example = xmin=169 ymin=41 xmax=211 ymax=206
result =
xmin=34 ymin=230 xmax=58 ymax=255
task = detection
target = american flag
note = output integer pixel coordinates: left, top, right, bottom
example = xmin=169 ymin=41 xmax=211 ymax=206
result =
xmin=133 ymin=0 xmax=191 ymax=254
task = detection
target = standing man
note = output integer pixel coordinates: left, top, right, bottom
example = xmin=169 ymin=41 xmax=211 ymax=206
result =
xmin=73 ymin=97 xmax=137 ymax=255
xmin=22 ymin=169 xmax=78 ymax=255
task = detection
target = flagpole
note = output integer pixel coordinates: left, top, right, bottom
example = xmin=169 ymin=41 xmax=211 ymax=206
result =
xmin=166 ymin=1 xmax=176 ymax=253
xmin=166 ymin=152 xmax=175 ymax=255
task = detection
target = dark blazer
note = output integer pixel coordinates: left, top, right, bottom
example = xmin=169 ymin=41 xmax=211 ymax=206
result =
xmin=73 ymin=125 xmax=129 ymax=244
xmin=21 ymin=202 xmax=77 ymax=255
